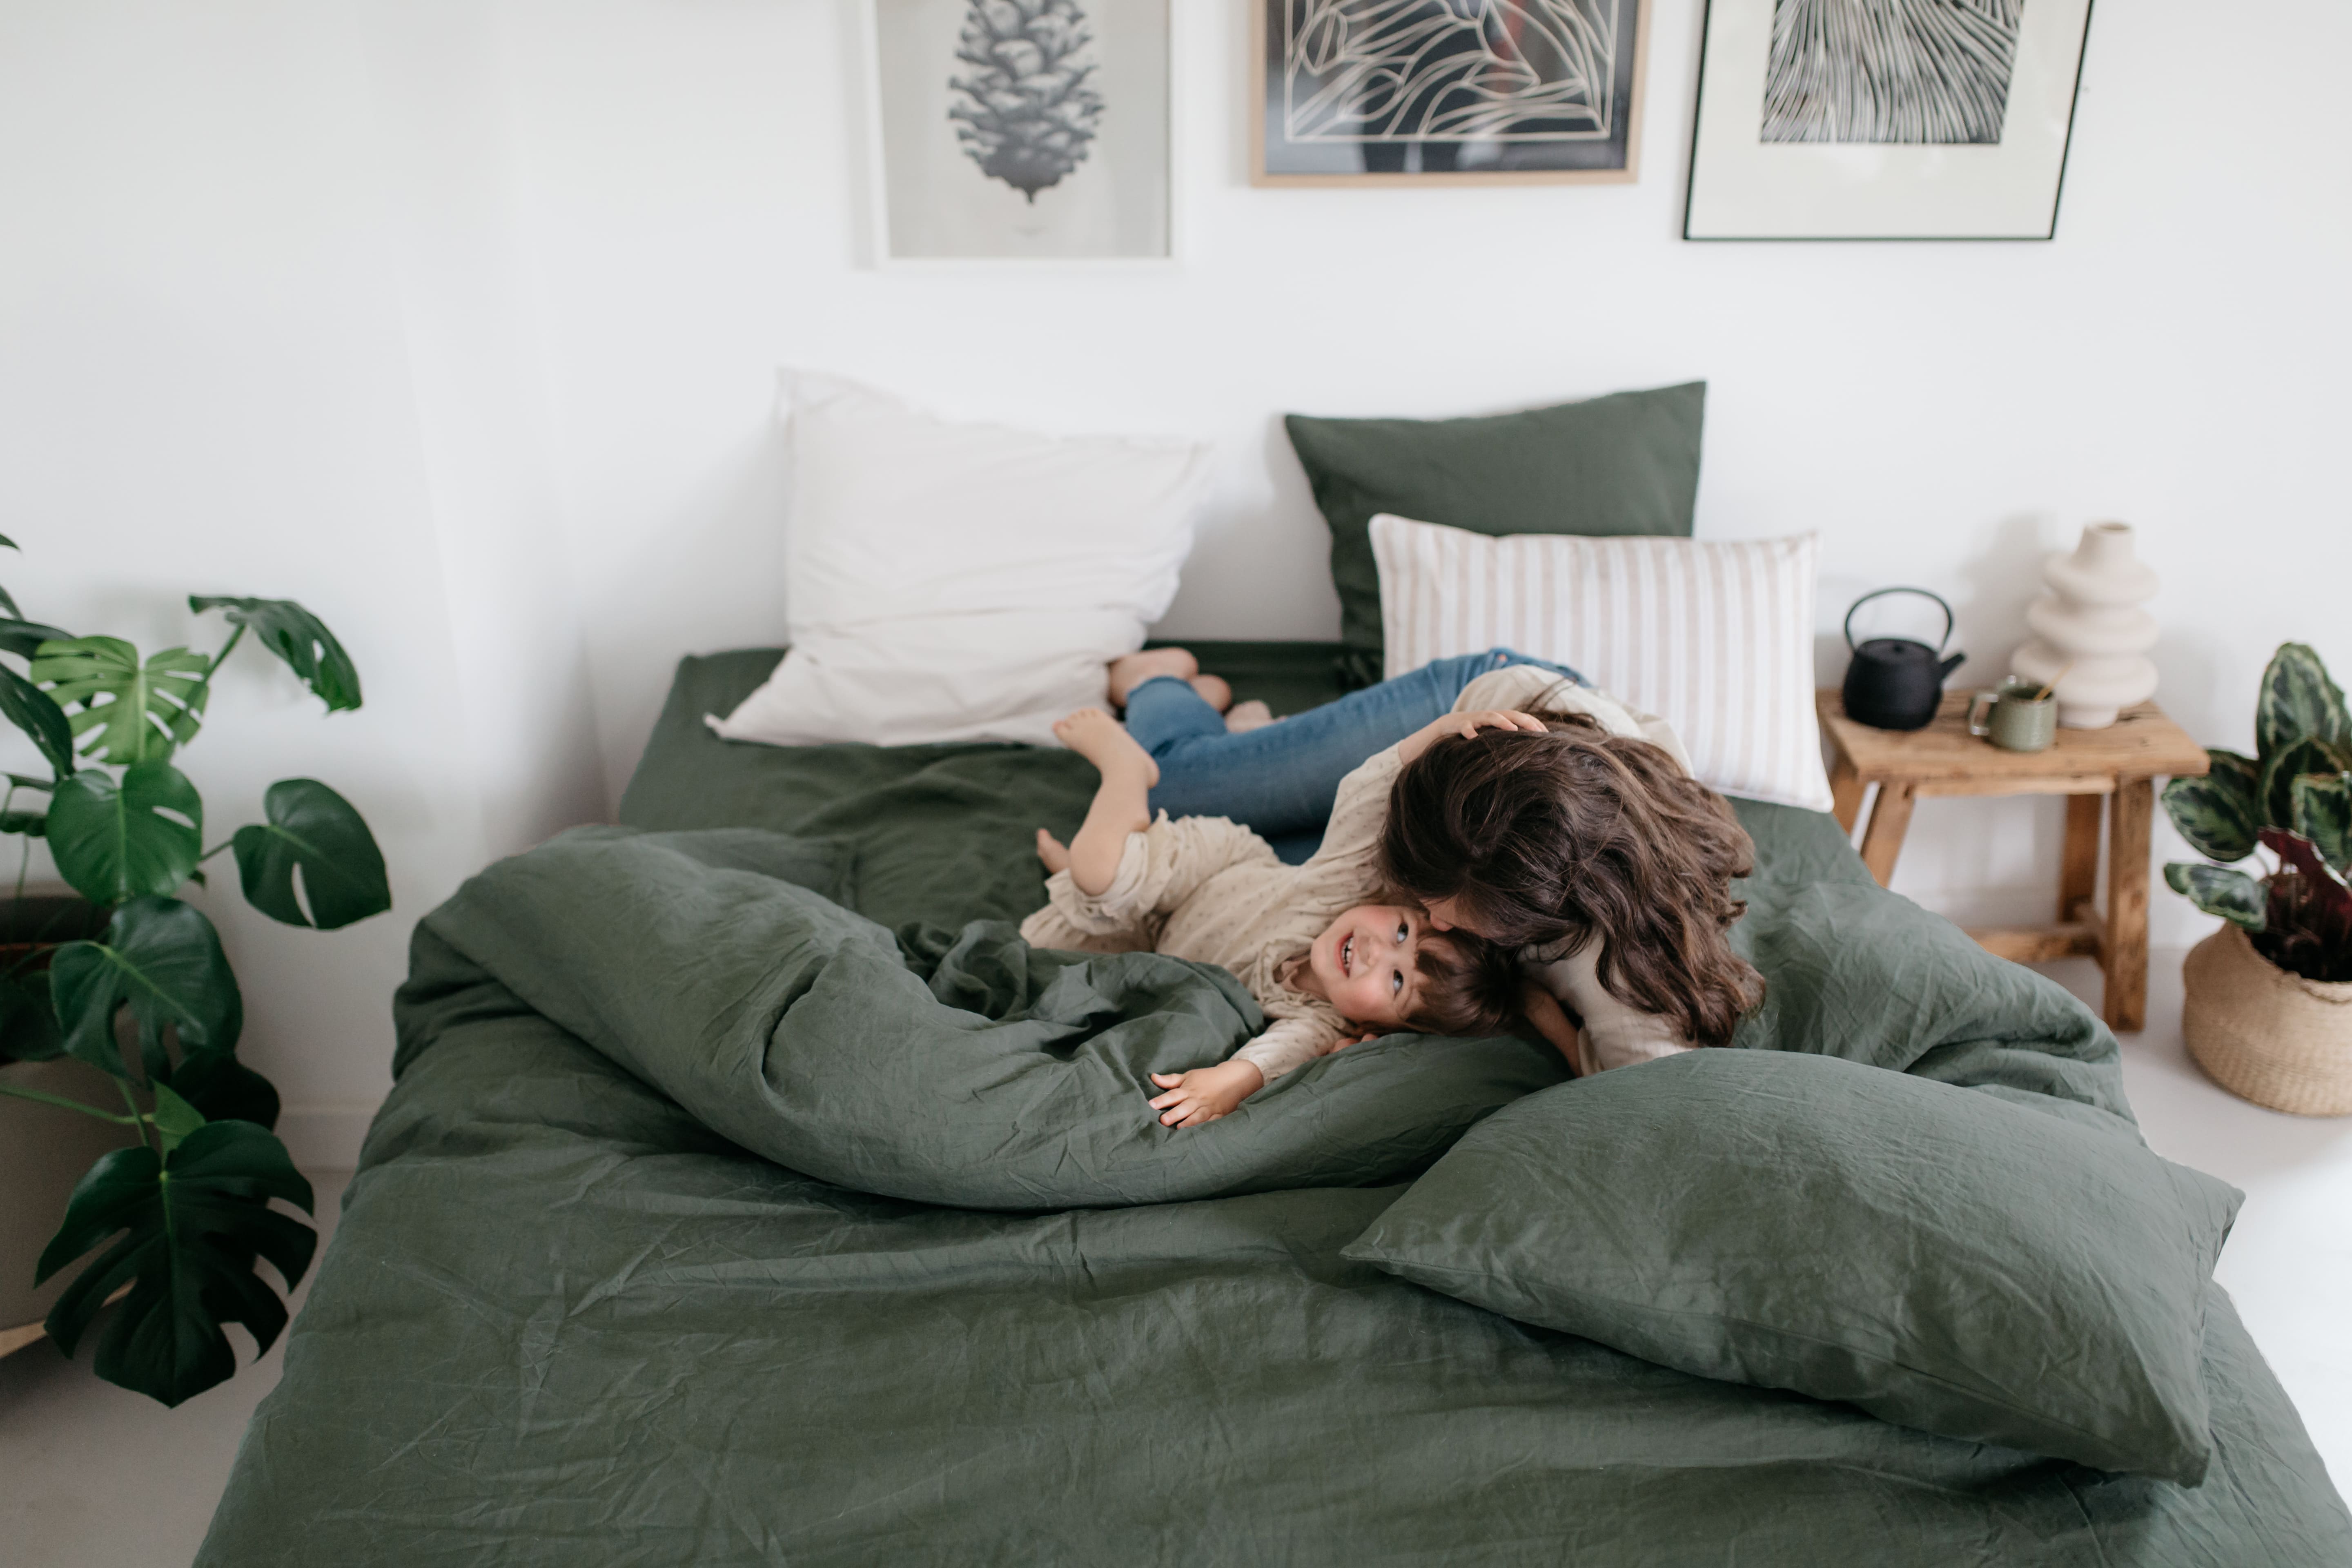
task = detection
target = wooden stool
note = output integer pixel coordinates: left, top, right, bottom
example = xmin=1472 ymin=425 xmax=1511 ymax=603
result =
xmin=1815 ymin=690 xmax=2210 ymax=1032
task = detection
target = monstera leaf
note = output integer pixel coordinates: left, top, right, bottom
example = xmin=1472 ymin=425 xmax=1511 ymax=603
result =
xmin=0 ymin=662 xmax=75 ymax=777
xmin=0 ymin=616 xmax=74 ymax=659
xmin=162 ymin=1052 xmax=281 ymax=1130
xmin=2161 ymin=749 xmax=2261 ymax=863
xmin=36 ymin=1109 xmax=315 ymax=1408
xmin=2163 ymin=862 xmax=2267 ymax=929
xmin=49 ymin=897 xmax=243 ymax=1079
xmin=30 ymin=636 xmax=209 ymax=765
xmin=232 ymin=778 xmax=390 ymax=930
xmin=2294 ymin=773 xmax=2352 ymax=875
xmin=190 ymin=597 xmax=361 ymax=713
xmin=2257 ymin=642 xmax=2350 ymax=762
xmin=45 ymin=761 xmax=201 ymax=905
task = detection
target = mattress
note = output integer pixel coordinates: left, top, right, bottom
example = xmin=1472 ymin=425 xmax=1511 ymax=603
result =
xmin=194 ymin=646 xmax=2352 ymax=1565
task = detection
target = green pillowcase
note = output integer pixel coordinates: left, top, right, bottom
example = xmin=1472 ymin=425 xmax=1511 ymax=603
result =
xmin=1342 ymin=1049 xmax=2241 ymax=1484
xmin=1283 ymin=383 xmax=1704 ymax=677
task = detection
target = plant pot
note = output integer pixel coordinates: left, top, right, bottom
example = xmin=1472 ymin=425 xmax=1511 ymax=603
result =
xmin=2181 ymin=924 xmax=2352 ymax=1116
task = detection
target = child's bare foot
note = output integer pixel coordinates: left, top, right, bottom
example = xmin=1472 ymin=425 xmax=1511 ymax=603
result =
xmin=1108 ymin=647 xmax=1197 ymax=706
xmin=1052 ymin=707 xmax=1161 ymax=787
xmin=1035 ymin=828 xmax=1072 ymax=874
xmin=1189 ymin=674 xmax=1233 ymax=713
xmin=1223 ymin=699 xmax=1276 ymax=733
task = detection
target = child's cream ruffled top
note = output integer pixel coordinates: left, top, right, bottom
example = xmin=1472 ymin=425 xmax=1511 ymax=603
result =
xmin=1017 ymin=665 xmax=1697 ymax=1082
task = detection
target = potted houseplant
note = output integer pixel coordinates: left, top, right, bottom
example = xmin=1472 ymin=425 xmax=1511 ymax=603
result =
xmin=2161 ymin=642 xmax=2352 ymax=1115
xmin=0 ymin=537 xmax=391 ymax=1403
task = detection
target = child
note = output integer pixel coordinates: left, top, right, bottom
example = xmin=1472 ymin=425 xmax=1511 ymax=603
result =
xmin=1021 ymin=707 xmax=1543 ymax=1129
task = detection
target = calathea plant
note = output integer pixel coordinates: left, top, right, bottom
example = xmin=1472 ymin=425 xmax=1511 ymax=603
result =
xmin=2161 ymin=643 xmax=2352 ymax=983
xmin=0 ymin=537 xmax=389 ymax=1405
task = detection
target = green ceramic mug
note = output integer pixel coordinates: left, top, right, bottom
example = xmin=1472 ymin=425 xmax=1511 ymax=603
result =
xmin=1968 ymin=677 xmax=2058 ymax=753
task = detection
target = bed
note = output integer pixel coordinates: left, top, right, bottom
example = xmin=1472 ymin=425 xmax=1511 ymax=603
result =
xmin=196 ymin=645 xmax=2352 ymax=1565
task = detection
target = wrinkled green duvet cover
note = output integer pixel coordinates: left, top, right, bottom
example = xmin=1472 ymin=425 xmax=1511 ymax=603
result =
xmin=198 ymin=650 xmax=2351 ymax=1566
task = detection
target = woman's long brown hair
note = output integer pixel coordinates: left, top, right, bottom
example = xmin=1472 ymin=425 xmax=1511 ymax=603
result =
xmin=1380 ymin=717 xmax=1764 ymax=1046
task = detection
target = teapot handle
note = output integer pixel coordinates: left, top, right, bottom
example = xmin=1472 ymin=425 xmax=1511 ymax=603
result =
xmin=1844 ymin=587 xmax=1956 ymax=653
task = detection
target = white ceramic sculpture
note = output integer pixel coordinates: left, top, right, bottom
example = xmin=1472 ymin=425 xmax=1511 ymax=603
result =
xmin=2011 ymin=521 xmax=2159 ymax=729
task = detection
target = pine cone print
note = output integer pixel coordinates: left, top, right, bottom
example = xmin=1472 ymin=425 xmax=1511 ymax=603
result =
xmin=948 ymin=0 xmax=1105 ymax=202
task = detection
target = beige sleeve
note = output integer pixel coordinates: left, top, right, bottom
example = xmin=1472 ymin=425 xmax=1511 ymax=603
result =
xmin=1524 ymin=941 xmax=1695 ymax=1072
xmin=1232 ymin=1015 xmax=1347 ymax=1083
xmin=1041 ymin=813 xmax=1278 ymax=936
xmin=1453 ymin=666 xmax=1693 ymax=775
xmin=1017 ymin=904 xmax=1153 ymax=955
xmin=1305 ymin=748 xmax=1405 ymax=870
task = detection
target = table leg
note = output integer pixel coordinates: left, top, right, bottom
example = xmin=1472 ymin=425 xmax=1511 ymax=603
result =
xmin=2059 ymin=795 xmax=2103 ymax=922
xmin=1858 ymin=781 xmax=1917 ymax=889
xmin=1830 ymin=756 xmax=1865 ymax=834
xmin=2103 ymin=779 xmax=2153 ymax=1031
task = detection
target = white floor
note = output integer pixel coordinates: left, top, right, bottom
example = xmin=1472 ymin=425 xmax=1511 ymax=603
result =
xmin=2 ymin=960 xmax=2348 ymax=1566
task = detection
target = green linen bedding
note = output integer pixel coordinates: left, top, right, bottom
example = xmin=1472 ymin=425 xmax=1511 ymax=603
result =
xmin=195 ymin=648 xmax=2351 ymax=1565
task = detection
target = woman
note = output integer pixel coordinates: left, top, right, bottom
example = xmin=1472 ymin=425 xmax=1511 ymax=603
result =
xmin=1098 ymin=647 xmax=1762 ymax=1072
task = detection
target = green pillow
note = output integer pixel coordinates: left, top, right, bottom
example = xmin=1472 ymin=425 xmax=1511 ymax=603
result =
xmin=1283 ymin=383 xmax=1704 ymax=676
xmin=1342 ymin=1049 xmax=2241 ymax=1483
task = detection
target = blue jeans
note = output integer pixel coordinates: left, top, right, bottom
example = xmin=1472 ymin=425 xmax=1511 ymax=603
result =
xmin=1126 ymin=648 xmax=1584 ymax=862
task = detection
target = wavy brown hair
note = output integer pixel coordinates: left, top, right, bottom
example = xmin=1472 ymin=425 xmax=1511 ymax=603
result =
xmin=1380 ymin=716 xmax=1763 ymax=1047
xmin=1402 ymin=928 xmax=1524 ymax=1038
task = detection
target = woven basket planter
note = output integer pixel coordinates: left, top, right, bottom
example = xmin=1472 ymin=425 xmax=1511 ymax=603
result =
xmin=2182 ymin=924 xmax=2352 ymax=1116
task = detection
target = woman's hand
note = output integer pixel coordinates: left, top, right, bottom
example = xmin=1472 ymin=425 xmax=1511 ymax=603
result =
xmin=1398 ymin=708 xmax=1549 ymax=765
xmin=1519 ymin=980 xmax=1597 ymax=1077
xmin=1147 ymin=1060 xmax=1265 ymax=1129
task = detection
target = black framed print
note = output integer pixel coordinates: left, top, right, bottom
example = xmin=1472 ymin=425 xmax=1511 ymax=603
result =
xmin=1254 ymin=0 xmax=1651 ymax=187
xmin=1684 ymin=0 xmax=2094 ymax=240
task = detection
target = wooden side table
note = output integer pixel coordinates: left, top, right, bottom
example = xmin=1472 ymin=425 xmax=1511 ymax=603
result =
xmin=1815 ymin=690 xmax=2210 ymax=1032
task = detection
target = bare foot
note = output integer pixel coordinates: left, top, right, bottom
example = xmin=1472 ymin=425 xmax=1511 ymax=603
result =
xmin=1035 ymin=828 xmax=1072 ymax=874
xmin=1108 ymin=647 xmax=1198 ymax=706
xmin=1224 ymin=699 xmax=1277 ymax=734
xmin=1189 ymin=674 xmax=1233 ymax=713
xmin=1052 ymin=707 xmax=1161 ymax=787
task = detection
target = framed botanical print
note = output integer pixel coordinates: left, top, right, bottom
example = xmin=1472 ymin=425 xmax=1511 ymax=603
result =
xmin=861 ymin=0 xmax=1175 ymax=263
xmin=1684 ymin=0 xmax=2095 ymax=240
xmin=1253 ymin=0 xmax=1651 ymax=187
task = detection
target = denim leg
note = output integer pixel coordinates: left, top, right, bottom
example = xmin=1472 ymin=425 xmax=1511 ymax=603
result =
xmin=1139 ymin=648 xmax=1583 ymax=843
xmin=1122 ymin=675 xmax=1230 ymax=757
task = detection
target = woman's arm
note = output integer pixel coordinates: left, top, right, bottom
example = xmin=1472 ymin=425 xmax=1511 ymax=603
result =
xmin=1519 ymin=980 xmax=1596 ymax=1078
xmin=1396 ymin=709 xmax=1549 ymax=766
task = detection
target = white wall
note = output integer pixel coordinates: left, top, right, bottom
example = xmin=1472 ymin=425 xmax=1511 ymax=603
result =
xmin=2 ymin=0 xmax=2348 ymax=1151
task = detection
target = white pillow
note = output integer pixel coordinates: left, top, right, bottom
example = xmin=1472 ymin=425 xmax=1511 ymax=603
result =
xmin=1370 ymin=514 xmax=1833 ymax=812
xmin=710 ymin=373 xmax=1210 ymax=747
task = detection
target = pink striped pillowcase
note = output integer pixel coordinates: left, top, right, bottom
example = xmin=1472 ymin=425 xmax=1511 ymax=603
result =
xmin=1370 ymin=514 xmax=1833 ymax=812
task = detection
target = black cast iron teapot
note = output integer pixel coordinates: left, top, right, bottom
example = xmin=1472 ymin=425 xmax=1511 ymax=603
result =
xmin=1842 ymin=587 xmax=1964 ymax=731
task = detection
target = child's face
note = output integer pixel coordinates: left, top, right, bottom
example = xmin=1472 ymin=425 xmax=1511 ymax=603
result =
xmin=1306 ymin=904 xmax=1429 ymax=1028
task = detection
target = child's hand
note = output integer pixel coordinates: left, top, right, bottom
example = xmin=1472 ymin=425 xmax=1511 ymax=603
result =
xmin=1398 ymin=708 xmax=1549 ymax=764
xmin=1146 ymin=1060 xmax=1265 ymax=1129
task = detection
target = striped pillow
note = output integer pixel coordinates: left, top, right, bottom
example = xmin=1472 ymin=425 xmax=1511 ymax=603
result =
xmin=1371 ymin=514 xmax=1833 ymax=812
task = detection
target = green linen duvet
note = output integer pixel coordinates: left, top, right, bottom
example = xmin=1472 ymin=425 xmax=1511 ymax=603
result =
xmin=195 ymin=651 xmax=2351 ymax=1566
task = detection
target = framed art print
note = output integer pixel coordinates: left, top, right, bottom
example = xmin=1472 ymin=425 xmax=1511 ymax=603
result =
xmin=1254 ymin=0 xmax=1651 ymax=187
xmin=862 ymin=0 xmax=1174 ymax=262
xmin=1684 ymin=0 xmax=2094 ymax=240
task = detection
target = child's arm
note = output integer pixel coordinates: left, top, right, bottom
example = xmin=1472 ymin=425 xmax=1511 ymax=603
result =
xmin=1146 ymin=1059 xmax=1263 ymax=1128
xmin=1048 ymin=708 xmax=1161 ymax=895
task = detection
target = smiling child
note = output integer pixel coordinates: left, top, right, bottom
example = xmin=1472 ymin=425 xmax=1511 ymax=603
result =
xmin=1022 ymin=706 xmax=1537 ymax=1129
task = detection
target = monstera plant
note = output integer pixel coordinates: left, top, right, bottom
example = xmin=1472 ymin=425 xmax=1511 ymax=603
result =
xmin=0 ymin=537 xmax=389 ymax=1405
xmin=2162 ymin=642 xmax=2352 ymax=984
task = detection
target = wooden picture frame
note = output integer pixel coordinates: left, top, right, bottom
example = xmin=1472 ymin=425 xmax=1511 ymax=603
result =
xmin=1252 ymin=0 xmax=1650 ymax=187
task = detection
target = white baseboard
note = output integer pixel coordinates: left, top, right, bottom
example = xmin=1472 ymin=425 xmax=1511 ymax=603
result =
xmin=275 ymin=1102 xmax=381 ymax=1172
